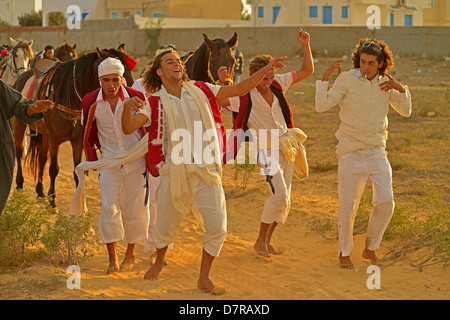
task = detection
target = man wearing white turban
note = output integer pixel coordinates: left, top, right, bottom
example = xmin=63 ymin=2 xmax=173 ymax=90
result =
xmin=81 ymin=57 xmax=150 ymax=274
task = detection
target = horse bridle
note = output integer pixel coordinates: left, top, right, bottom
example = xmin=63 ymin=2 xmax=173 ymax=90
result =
xmin=207 ymin=52 xmax=233 ymax=85
xmin=3 ymin=47 xmax=29 ymax=79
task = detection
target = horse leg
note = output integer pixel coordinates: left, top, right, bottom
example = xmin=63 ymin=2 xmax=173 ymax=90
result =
xmin=47 ymin=139 xmax=60 ymax=208
xmin=14 ymin=121 xmax=27 ymax=189
xmin=70 ymin=138 xmax=83 ymax=187
xmin=36 ymin=134 xmax=49 ymax=198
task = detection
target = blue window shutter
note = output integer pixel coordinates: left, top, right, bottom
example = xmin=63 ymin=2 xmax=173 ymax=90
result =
xmin=309 ymin=6 xmax=318 ymax=18
xmin=342 ymin=6 xmax=348 ymax=18
xmin=405 ymin=14 xmax=412 ymax=26
xmin=258 ymin=6 xmax=264 ymax=18
xmin=273 ymin=6 xmax=281 ymax=24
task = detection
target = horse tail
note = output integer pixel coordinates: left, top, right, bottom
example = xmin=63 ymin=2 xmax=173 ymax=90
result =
xmin=23 ymin=130 xmax=43 ymax=182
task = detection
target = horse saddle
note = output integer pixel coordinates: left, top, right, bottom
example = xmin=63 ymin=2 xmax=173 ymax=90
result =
xmin=23 ymin=60 xmax=60 ymax=100
xmin=34 ymin=59 xmax=57 ymax=77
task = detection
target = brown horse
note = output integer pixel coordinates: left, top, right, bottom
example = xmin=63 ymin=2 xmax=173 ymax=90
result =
xmin=183 ymin=33 xmax=237 ymax=85
xmin=54 ymin=43 xmax=78 ymax=61
xmin=13 ymin=42 xmax=79 ymax=199
xmin=13 ymin=44 xmax=135 ymax=207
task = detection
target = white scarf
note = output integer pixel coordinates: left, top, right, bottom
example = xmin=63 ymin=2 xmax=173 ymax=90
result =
xmin=160 ymin=82 xmax=222 ymax=214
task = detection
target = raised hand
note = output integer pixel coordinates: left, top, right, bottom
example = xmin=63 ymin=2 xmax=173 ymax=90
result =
xmin=264 ymin=56 xmax=287 ymax=73
xmin=298 ymin=28 xmax=310 ymax=46
xmin=322 ymin=59 xmax=344 ymax=81
xmin=379 ymin=73 xmax=406 ymax=93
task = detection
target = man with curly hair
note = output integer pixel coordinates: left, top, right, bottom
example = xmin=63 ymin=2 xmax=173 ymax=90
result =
xmin=315 ymin=38 xmax=412 ymax=269
xmin=222 ymin=28 xmax=313 ymax=257
xmin=121 ymin=48 xmax=287 ymax=293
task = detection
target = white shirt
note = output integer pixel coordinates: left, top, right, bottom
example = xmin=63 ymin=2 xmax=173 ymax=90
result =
xmin=228 ymin=72 xmax=296 ymax=140
xmin=94 ymin=85 xmax=145 ymax=173
xmin=315 ymin=69 xmax=412 ymax=156
xmin=139 ymin=81 xmax=221 ymax=165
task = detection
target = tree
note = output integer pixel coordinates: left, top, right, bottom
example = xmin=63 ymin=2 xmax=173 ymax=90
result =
xmin=48 ymin=12 xmax=66 ymax=26
xmin=18 ymin=10 xmax=42 ymax=27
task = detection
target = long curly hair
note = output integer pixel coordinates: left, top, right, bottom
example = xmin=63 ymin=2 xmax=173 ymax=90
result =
xmin=248 ymin=54 xmax=273 ymax=75
xmin=142 ymin=49 xmax=188 ymax=94
xmin=351 ymin=38 xmax=395 ymax=75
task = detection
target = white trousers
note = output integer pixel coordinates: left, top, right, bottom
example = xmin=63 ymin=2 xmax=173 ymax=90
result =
xmin=337 ymin=147 xmax=395 ymax=256
xmin=260 ymin=151 xmax=294 ymax=225
xmin=154 ymin=171 xmax=227 ymax=257
xmin=143 ymin=175 xmax=173 ymax=253
xmin=98 ymin=166 xmax=150 ymax=244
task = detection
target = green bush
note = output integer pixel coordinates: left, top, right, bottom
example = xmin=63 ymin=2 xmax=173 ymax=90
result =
xmin=0 ymin=191 xmax=53 ymax=271
xmin=40 ymin=211 xmax=97 ymax=267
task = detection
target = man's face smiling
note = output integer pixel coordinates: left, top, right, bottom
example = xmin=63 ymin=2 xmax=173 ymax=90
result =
xmin=256 ymin=70 xmax=274 ymax=93
xmin=99 ymin=74 xmax=122 ymax=99
xmin=157 ymin=52 xmax=183 ymax=82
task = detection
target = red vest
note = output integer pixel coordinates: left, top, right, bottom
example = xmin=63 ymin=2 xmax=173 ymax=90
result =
xmin=142 ymin=80 xmax=226 ymax=177
xmin=224 ymin=80 xmax=294 ymax=163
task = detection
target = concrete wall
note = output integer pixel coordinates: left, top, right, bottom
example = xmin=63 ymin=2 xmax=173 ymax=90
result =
xmin=1 ymin=20 xmax=449 ymax=58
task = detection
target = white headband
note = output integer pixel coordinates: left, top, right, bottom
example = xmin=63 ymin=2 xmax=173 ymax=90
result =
xmin=98 ymin=57 xmax=124 ymax=78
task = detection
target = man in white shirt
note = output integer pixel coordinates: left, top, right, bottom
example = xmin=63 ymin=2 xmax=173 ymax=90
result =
xmin=122 ymin=48 xmax=287 ymax=294
xmin=82 ymin=58 xmax=150 ymax=274
xmin=222 ymin=28 xmax=313 ymax=257
xmin=315 ymin=39 xmax=412 ymax=269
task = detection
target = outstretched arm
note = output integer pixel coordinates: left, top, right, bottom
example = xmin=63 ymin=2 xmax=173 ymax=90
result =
xmin=215 ymin=56 xmax=287 ymax=101
xmin=294 ymin=28 xmax=314 ymax=84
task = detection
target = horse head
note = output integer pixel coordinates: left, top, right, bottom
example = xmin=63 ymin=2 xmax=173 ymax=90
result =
xmin=54 ymin=43 xmax=78 ymax=62
xmin=1 ymin=38 xmax=34 ymax=85
xmin=95 ymin=43 xmax=136 ymax=87
xmin=185 ymin=33 xmax=237 ymax=84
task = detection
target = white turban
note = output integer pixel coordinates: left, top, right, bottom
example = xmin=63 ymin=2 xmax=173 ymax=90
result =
xmin=98 ymin=57 xmax=124 ymax=78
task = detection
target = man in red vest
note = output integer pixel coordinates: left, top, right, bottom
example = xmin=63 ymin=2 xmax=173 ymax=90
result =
xmin=221 ymin=29 xmax=314 ymax=258
xmin=82 ymin=57 xmax=150 ymax=274
xmin=122 ymin=48 xmax=286 ymax=294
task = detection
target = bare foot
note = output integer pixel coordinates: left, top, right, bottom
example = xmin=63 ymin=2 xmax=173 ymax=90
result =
xmin=362 ymin=249 xmax=380 ymax=265
xmin=339 ymin=253 xmax=354 ymax=269
xmin=107 ymin=260 xmax=119 ymax=274
xmin=144 ymin=260 xmax=164 ymax=280
xmin=119 ymin=255 xmax=135 ymax=272
xmin=266 ymin=243 xmax=282 ymax=255
xmin=253 ymin=240 xmax=270 ymax=257
xmin=197 ymin=278 xmax=226 ymax=296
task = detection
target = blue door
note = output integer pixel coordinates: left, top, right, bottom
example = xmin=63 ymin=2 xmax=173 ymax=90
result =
xmin=323 ymin=6 xmax=332 ymax=24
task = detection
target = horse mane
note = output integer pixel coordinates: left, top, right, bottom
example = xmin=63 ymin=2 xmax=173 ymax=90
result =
xmin=50 ymin=47 xmax=134 ymax=109
xmin=51 ymin=51 xmax=99 ymax=109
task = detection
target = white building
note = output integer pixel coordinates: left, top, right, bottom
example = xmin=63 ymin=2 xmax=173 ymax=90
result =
xmin=0 ymin=0 xmax=38 ymax=26
xmin=41 ymin=0 xmax=97 ymax=26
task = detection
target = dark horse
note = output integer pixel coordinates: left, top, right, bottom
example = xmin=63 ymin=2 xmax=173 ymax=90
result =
xmin=13 ymin=44 xmax=135 ymax=207
xmin=183 ymin=33 xmax=238 ymax=85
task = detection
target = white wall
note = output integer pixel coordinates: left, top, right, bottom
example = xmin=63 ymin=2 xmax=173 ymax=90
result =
xmin=0 ymin=0 xmax=36 ymax=25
